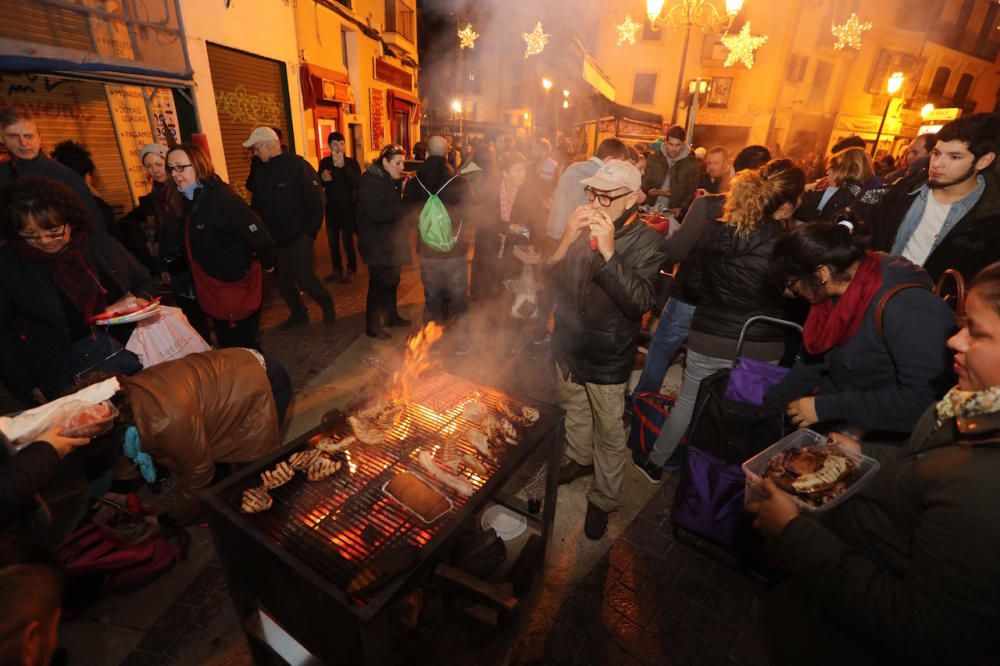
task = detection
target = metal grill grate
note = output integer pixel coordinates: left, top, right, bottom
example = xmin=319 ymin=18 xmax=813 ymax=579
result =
xmin=220 ymin=372 xmax=557 ymax=604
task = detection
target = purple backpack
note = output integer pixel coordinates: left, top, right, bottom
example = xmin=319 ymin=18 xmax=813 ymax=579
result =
xmin=671 ymin=446 xmax=747 ymax=549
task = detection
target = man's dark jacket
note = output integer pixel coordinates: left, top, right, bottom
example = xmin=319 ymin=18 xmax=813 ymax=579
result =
xmin=247 ymin=151 xmax=325 ymax=247
xmin=317 ymin=155 xmax=361 ymax=217
xmin=0 ymin=233 xmax=156 ymax=401
xmin=0 ymin=153 xmax=107 ymax=233
xmin=550 ymin=213 xmax=667 ymax=384
xmin=184 ymin=178 xmax=276 ymax=282
xmin=764 ymin=254 xmax=955 ymax=434
xmin=767 ymin=404 xmax=1000 ymax=665
xmin=402 ymin=155 xmax=471 ymax=259
xmin=356 ymin=163 xmax=409 ymax=266
xmin=870 ymin=170 xmax=1000 ymax=285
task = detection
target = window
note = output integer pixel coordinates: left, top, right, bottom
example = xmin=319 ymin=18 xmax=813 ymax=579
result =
xmin=786 ymin=54 xmax=808 ymax=83
xmin=642 ymin=20 xmax=661 ymax=41
xmin=930 ymin=66 xmax=951 ymax=96
xmin=341 ymin=29 xmax=350 ymax=70
xmin=632 ymin=73 xmax=657 ymax=105
xmin=384 ymin=0 xmax=414 ymax=42
xmin=332 ymin=0 xmax=352 ymax=7
xmin=808 ymin=61 xmax=832 ymax=106
xmin=953 ymin=72 xmax=974 ymax=105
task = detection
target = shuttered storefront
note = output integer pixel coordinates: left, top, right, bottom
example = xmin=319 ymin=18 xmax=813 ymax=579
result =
xmin=206 ymin=43 xmax=293 ymax=202
xmin=0 ymin=73 xmax=132 ymax=215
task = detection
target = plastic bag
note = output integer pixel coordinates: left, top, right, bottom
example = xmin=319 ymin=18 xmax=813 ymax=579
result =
xmin=125 ymin=306 xmax=211 ymax=368
xmin=61 ymin=401 xmax=119 ymax=438
xmin=510 ymin=264 xmax=538 ymax=319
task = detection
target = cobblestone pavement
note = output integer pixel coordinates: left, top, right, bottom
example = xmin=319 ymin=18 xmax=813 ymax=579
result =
xmin=62 ymin=239 xmax=768 ymax=665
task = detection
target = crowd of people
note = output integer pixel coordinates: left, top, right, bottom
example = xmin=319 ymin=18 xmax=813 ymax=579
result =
xmin=1 ymin=97 xmax=999 ymax=665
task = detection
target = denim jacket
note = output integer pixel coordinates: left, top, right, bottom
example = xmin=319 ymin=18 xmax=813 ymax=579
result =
xmin=890 ymin=175 xmax=986 ymax=256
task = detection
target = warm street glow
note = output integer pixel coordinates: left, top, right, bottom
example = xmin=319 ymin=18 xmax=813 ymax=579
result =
xmin=921 ymin=103 xmax=935 ymax=118
xmin=450 ymin=99 xmax=462 ymax=113
xmin=522 ymin=22 xmax=549 ymax=59
xmin=562 ymin=89 xmax=570 ymax=97
xmin=832 ymin=13 xmax=872 ymax=51
xmin=647 ymin=0 xmax=667 ymax=24
xmin=887 ymin=71 xmax=905 ymax=95
xmin=722 ymin=22 xmax=768 ymax=69
xmin=725 ymin=0 xmax=744 ymax=16
xmin=541 ymin=77 xmax=553 ymax=92
xmin=616 ymin=15 xmax=642 ymax=45
xmin=457 ymin=23 xmax=479 ymax=49
xmin=562 ymin=99 xmax=570 ymax=109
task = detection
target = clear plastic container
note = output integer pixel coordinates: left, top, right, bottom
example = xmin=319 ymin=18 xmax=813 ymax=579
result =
xmin=60 ymin=401 xmax=119 ymax=438
xmin=742 ymin=429 xmax=880 ymax=512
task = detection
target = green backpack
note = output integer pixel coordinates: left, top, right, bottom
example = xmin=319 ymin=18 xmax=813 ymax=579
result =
xmin=415 ymin=175 xmax=461 ymax=253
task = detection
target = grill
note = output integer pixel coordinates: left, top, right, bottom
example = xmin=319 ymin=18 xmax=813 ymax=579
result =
xmin=204 ymin=371 xmax=563 ymax=664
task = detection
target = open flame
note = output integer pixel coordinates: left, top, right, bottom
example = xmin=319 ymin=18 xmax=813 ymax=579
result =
xmin=389 ymin=322 xmax=444 ymax=403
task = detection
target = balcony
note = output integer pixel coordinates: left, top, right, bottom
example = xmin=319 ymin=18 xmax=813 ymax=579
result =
xmin=383 ymin=0 xmax=415 ymax=53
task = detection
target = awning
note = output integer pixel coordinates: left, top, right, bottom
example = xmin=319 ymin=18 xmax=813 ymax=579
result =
xmin=301 ymin=63 xmax=354 ymax=106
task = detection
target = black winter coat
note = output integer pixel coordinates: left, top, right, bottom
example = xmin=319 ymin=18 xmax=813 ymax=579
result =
xmin=184 ymin=178 xmax=276 ymax=282
xmin=550 ymin=214 xmax=668 ymax=384
xmin=685 ymin=218 xmax=786 ymax=343
xmin=769 ymin=404 xmax=1000 ymax=665
xmin=870 ymin=171 xmax=1000 ymax=287
xmin=402 ymin=156 xmax=472 ymax=259
xmin=318 ymin=155 xmax=361 ymax=215
xmin=247 ymin=152 xmax=325 ymax=247
xmin=357 ymin=163 xmax=409 ymax=266
xmin=0 ymin=233 xmax=156 ymax=401
xmin=764 ymin=254 xmax=955 ymax=435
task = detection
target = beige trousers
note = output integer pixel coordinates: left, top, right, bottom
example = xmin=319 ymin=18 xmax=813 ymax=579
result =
xmin=555 ymin=364 xmax=627 ymax=512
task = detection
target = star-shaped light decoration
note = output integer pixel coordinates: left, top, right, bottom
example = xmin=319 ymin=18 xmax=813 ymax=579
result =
xmin=831 ymin=13 xmax=872 ymax=51
xmin=523 ymin=22 xmax=550 ymax=59
xmin=721 ymin=21 xmax=768 ymax=69
xmin=616 ymin=15 xmax=642 ymax=46
xmin=457 ymin=23 xmax=479 ymax=50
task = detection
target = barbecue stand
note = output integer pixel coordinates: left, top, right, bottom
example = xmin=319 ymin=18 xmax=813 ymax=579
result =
xmin=204 ymin=372 xmax=563 ymax=665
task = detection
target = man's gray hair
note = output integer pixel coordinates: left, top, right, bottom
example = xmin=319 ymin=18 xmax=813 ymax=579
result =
xmin=427 ymin=135 xmax=448 ymax=157
xmin=0 ymin=107 xmax=35 ymax=130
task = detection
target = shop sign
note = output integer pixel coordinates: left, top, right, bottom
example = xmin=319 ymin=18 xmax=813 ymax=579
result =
xmin=923 ymin=107 xmax=959 ymax=122
xmin=106 ymin=85 xmax=155 ymax=203
xmin=373 ymin=58 xmax=413 ymax=91
xmin=149 ymin=88 xmax=179 ymax=146
xmin=370 ymin=88 xmax=385 ymax=150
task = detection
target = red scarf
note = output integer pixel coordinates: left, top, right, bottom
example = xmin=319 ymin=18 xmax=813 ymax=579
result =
xmin=14 ymin=230 xmax=108 ymax=317
xmin=802 ymin=251 xmax=882 ymax=355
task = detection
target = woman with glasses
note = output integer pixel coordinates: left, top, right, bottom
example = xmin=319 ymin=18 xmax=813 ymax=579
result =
xmin=470 ymin=151 xmax=542 ymax=301
xmin=635 ymin=160 xmax=805 ymax=483
xmin=165 ymin=143 xmax=275 ymax=349
xmin=763 ymin=222 xmax=955 ymax=438
xmin=123 ymin=144 xmax=209 ymax=340
xmin=0 ymin=176 xmax=154 ymax=404
xmin=357 ymin=144 xmax=410 ymax=339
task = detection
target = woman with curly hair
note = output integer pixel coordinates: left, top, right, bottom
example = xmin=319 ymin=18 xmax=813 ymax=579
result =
xmin=0 ymin=176 xmax=155 ymax=404
xmin=634 ymin=159 xmax=804 ymax=482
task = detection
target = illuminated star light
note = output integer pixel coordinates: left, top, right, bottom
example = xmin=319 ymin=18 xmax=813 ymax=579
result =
xmin=523 ymin=22 xmax=550 ymax=59
xmin=616 ymin=15 xmax=642 ymax=46
xmin=721 ymin=21 xmax=768 ymax=69
xmin=831 ymin=13 xmax=872 ymax=51
xmin=457 ymin=23 xmax=479 ymax=49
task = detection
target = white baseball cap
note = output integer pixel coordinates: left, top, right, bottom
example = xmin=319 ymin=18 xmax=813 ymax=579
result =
xmin=243 ymin=126 xmax=280 ymax=148
xmin=579 ymin=159 xmax=641 ymax=192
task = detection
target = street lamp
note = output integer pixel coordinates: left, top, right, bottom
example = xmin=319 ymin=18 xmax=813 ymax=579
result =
xmin=921 ymin=103 xmax=935 ymax=119
xmin=872 ymin=71 xmax=904 ymax=157
xmin=648 ymin=0 xmax=744 ymax=125
xmin=541 ymin=78 xmax=553 ymax=93
xmin=451 ymin=99 xmax=463 ymax=135
xmin=686 ymin=78 xmax=710 ymax=143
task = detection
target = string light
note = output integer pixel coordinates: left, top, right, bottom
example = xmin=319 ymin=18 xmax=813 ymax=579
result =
xmin=457 ymin=23 xmax=479 ymax=49
xmin=523 ymin=22 xmax=549 ymax=59
xmin=831 ymin=13 xmax=872 ymax=51
xmin=616 ymin=15 xmax=642 ymax=45
xmin=721 ymin=21 xmax=768 ymax=69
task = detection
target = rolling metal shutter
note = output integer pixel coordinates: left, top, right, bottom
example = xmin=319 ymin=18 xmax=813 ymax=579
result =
xmin=206 ymin=43 xmax=292 ymax=202
xmin=0 ymin=74 xmax=132 ymax=215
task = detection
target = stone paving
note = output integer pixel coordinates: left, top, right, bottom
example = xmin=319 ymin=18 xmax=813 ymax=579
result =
xmin=58 ymin=238 xmax=769 ymax=665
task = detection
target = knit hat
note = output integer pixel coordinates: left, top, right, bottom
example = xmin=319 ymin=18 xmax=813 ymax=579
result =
xmin=138 ymin=143 xmax=168 ymax=162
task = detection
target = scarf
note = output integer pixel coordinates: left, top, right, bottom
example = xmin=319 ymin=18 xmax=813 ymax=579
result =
xmin=936 ymin=385 xmax=1000 ymax=427
xmin=123 ymin=425 xmax=157 ymax=483
xmin=802 ymin=251 xmax=883 ymax=355
xmin=179 ymin=181 xmax=202 ymax=201
xmin=14 ymin=230 xmax=107 ymax=317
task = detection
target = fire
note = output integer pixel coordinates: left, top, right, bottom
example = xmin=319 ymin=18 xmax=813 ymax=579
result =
xmin=390 ymin=322 xmax=444 ymax=403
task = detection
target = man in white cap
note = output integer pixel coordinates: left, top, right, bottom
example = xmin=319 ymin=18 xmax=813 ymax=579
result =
xmin=545 ymin=159 xmax=667 ymax=539
xmin=243 ymin=126 xmax=335 ymax=329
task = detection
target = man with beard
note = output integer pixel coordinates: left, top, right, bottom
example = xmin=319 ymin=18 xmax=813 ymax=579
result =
xmin=548 ymin=160 xmax=666 ymax=539
xmin=871 ymin=114 xmax=999 ymax=285
xmin=641 ymin=124 xmax=698 ymax=218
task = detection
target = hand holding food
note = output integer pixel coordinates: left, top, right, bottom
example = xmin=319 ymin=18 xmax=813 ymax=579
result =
xmin=38 ymin=425 xmax=91 ymax=458
xmin=787 ymin=397 xmax=818 ymax=429
xmin=746 ymin=477 xmax=800 ymax=539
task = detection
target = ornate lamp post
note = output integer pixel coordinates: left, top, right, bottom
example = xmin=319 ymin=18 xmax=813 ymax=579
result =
xmin=648 ymin=0 xmax=744 ymax=125
xmin=872 ymin=71 xmax=904 ymax=158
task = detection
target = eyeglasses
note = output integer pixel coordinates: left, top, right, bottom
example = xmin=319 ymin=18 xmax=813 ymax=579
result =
xmin=584 ymin=186 xmax=631 ymax=207
xmin=166 ymin=164 xmax=193 ymax=173
xmin=19 ymin=225 xmax=67 ymax=243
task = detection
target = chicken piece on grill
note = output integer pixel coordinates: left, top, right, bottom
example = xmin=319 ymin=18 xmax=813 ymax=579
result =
xmin=261 ymin=462 xmax=295 ymax=489
xmin=496 ymin=398 xmax=538 ymax=427
xmin=306 ymin=456 xmax=342 ymax=481
xmin=467 ymin=430 xmax=494 ymax=459
xmin=288 ymin=449 xmax=321 ymax=470
xmin=241 ymin=487 xmax=273 ymax=514
xmin=463 ymin=400 xmax=487 ymax=424
xmin=462 ymin=454 xmax=488 ymax=476
xmin=484 ymin=416 xmax=520 ymax=446
xmin=348 ymin=415 xmax=385 ymax=445
xmin=314 ymin=435 xmax=355 ymax=455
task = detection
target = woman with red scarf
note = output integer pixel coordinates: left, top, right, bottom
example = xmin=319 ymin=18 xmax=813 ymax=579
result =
xmin=765 ymin=222 xmax=956 ymax=437
xmin=0 ymin=177 xmax=155 ymax=405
